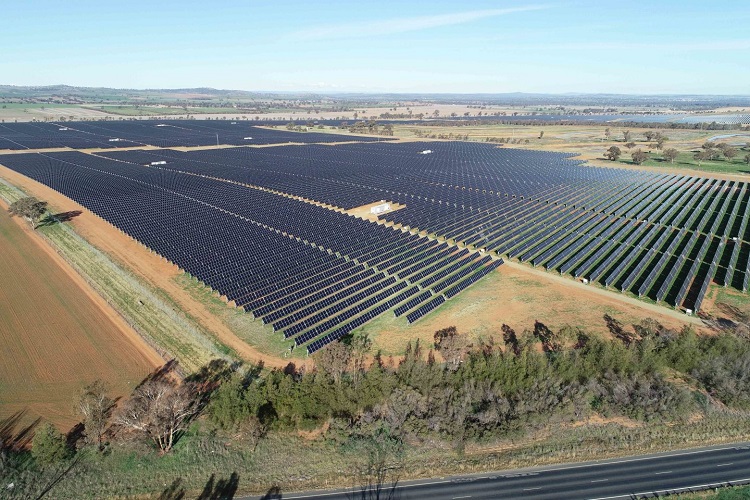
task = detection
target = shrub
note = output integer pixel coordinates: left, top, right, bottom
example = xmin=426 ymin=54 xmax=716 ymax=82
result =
xmin=31 ymin=423 xmax=70 ymax=465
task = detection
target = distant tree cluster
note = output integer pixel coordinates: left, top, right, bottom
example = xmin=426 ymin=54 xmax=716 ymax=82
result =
xmin=484 ymin=137 xmax=529 ymax=144
xmin=693 ymin=141 xmax=742 ymax=166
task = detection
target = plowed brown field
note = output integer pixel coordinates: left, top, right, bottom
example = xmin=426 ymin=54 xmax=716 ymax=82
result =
xmin=0 ymin=209 xmax=162 ymax=430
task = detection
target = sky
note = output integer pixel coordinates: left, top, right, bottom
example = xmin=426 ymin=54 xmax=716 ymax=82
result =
xmin=2 ymin=0 xmax=749 ymax=94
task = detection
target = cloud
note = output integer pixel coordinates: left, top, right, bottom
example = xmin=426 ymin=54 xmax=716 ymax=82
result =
xmin=287 ymin=5 xmax=549 ymax=41
xmin=515 ymin=39 xmax=750 ymax=51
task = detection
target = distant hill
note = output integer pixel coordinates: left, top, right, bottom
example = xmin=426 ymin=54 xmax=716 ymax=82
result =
xmin=1 ymin=84 xmax=750 ymax=109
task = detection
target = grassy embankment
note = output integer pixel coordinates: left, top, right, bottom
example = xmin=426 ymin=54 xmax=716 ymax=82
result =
xmin=7 ymin=412 xmax=750 ymax=498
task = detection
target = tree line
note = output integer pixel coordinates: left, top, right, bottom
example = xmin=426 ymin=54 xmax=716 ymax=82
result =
xmin=4 ymin=316 xmax=750 ymax=497
xmin=605 ymin=133 xmax=750 ymax=166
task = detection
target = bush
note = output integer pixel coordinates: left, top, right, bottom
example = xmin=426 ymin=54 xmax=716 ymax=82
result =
xmin=31 ymin=423 xmax=71 ymax=465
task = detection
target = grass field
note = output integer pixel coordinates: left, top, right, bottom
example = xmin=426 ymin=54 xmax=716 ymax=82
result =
xmin=0 ymin=204 xmax=160 ymax=429
xmin=614 ymin=150 xmax=750 ymax=175
xmin=354 ymin=264 xmax=697 ymax=356
xmin=0 ymin=103 xmax=80 ymax=110
xmin=90 ymin=105 xmax=263 ymax=116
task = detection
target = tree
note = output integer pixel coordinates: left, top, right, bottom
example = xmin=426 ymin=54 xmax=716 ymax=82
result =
xmin=623 ymin=130 xmax=632 ymax=142
xmin=434 ymin=326 xmax=469 ymax=370
xmin=663 ymin=148 xmax=678 ymax=163
xmin=538 ymin=131 xmax=544 ymax=139
xmin=75 ymin=380 xmax=115 ymax=450
xmin=8 ymin=196 xmax=47 ymax=227
xmin=694 ymin=150 xmax=711 ymax=166
xmin=115 ymin=374 xmax=200 ymax=453
xmin=533 ymin=320 xmax=560 ymax=352
xmin=604 ymin=127 xmax=611 ymax=141
xmin=624 ymin=141 xmax=636 ymax=150
xmin=315 ymin=340 xmax=353 ymax=384
xmin=631 ymin=149 xmax=648 ymax=165
xmin=32 ymin=423 xmax=70 ymax=465
xmin=644 ymin=131 xmax=655 ymax=142
xmin=702 ymin=141 xmax=716 ymax=150
xmin=745 ymin=153 xmax=750 ymax=166
xmin=502 ymin=324 xmax=521 ymax=356
xmin=655 ymin=136 xmax=668 ymax=150
xmin=207 ymin=374 xmax=249 ymax=430
xmin=604 ymin=146 xmax=621 ymax=161
xmin=723 ymin=147 xmax=738 ymax=160
xmin=351 ymin=425 xmax=404 ymax=500
xmin=351 ymin=332 xmax=373 ymax=383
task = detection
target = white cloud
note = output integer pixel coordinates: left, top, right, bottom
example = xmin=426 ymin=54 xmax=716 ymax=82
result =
xmin=287 ymin=5 xmax=549 ymax=41
xmin=516 ymin=39 xmax=750 ymax=51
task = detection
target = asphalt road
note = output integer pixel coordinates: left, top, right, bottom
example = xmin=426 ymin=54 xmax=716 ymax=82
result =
xmin=248 ymin=442 xmax=750 ymax=499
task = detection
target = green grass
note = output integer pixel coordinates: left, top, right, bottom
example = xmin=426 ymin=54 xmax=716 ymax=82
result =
xmin=616 ymin=150 xmax=750 ymax=175
xmin=713 ymin=286 xmax=750 ymax=316
xmin=91 ymin=105 xmax=256 ymax=116
xmin=0 ymin=103 xmax=80 ymax=110
xmin=0 ymin=178 xmax=232 ymax=373
xmin=677 ymin=485 xmax=750 ymax=499
xmin=173 ymin=273 xmax=301 ymax=359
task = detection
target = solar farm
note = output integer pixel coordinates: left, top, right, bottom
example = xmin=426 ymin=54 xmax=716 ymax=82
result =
xmin=1 ymin=120 xmax=749 ymax=354
xmin=0 ymin=120 xmax=391 ymax=150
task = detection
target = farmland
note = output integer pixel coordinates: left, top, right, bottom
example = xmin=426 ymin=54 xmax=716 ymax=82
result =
xmin=0 ymin=200 xmax=161 ymax=428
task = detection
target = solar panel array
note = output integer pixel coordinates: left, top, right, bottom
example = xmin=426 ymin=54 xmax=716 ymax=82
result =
xmin=0 ymin=120 xmax=389 ymax=150
xmin=0 ymin=147 xmax=500 ymax=353
xmin=1 ymin=124 xmax=746 ymax=354
xmin=93 ymin=139 xmax=750 ymax=314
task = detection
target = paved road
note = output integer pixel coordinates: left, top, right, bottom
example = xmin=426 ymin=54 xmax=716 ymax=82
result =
xmin=248 ymin=443 xmax=750 ymax=499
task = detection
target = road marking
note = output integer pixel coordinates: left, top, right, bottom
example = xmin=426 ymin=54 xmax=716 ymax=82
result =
xmin=654 ymin=471 xmax=672 ymax=475
xmin=591 ymin=479 xmax=609 ymax=483
xmin=529 ymin=443 xmax=750 ymax=475
xmin=452 ymin=496 xmax=472 ymax=499
xmin=281 ymin=443 xmax=750 ymax=499
xmin=717 ymin=463 xmax=734 ymax=467
xmin=282 ymin=479 xmax=453 ymax=499
xmin=523 ymin=487 xmax=542 ymax=491
xmin=586 ymin=476 xmax=750 ymax=500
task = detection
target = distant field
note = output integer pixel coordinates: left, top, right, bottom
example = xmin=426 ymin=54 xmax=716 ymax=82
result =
xmin=0 ymin=207 xmax=160 ymax=429
xmin=0 ymin=103 xmax=110 ymax=121
xmin=391 ymin=123 xmax=750 ymax=176
xmin=0 ymin=103 xmax=80 ymax=109
xmin=91 ymin=105 xmax=247 ymax=116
